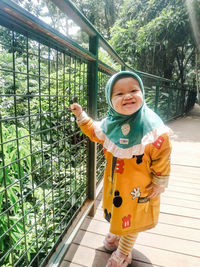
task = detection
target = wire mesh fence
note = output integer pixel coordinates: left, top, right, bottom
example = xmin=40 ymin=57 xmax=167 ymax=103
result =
xmin=96 ymin=70 xmax=111 ymax=185
xmin=0 ymin=25 xmax=89 ymax=266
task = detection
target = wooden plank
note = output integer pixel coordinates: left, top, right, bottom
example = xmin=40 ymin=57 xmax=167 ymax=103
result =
xmin=170 ymin=165 xmax=200 ymax=177
xmin=63 ymin=243 xmax=156 ymax=267
xmin=133 ymin=244 xmax=200 ymax=267
xmin=165 ymin=186 xmax=200 ymax=195
xmin=80 ymin=216 xmax=200 ymax=243
xmin=63 ymin=243 xmax=110 ymax=267
xmin=147 ymin=222 xmax=200 ymax=242
xmin=138 ymin=231 xmax=200 ymax=257
xmin=171 ymin=177 xmax=200 ymax=184
xmin=161 ymin=190 xmax=200 ymax=202
xmin=161 ymin=196 xmax=200 ymax=210
xmin=160 ymin=203 xmax=200 ymax=219
xmin=158 ymin=212 xmax=200 ymax=230
xmin=169 ymin=180 xmax=200 ymax=189
xmin=67 ymin=230 xmax=200 ymax=267
xmin=60 ymin=261 xmax=84 ymax=267
xmin=81 ymin=217 xmax=109 ymax=235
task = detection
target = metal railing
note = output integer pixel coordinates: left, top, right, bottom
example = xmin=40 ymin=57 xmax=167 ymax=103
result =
xmin=0 ymin=0 xmax=192 ymax=266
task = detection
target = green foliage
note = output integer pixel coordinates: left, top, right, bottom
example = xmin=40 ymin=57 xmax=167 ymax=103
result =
xmin=110 ymin=0 xmax=197 ymax=86
xmin=71 ymin=0 xmax=123 ymax=39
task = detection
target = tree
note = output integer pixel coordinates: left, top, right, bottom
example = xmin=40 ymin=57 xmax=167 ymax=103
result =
xmin=71 ymin=0 xmax=123 ymax=39
xmin=110 ymin=0 xmax=198 ymax=87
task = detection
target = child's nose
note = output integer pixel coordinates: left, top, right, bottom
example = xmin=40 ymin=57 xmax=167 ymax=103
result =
xmin=124 ymin=93 xmax=133 ymax=99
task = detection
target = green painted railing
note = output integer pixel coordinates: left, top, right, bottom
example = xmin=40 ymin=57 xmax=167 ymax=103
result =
xmin=0 ymin=0 xmax=193 ymax=266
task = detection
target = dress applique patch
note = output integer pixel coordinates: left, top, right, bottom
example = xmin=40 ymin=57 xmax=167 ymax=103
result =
xmin=122 ymin=215 xmax=131 ymax=228
xmin=131 ymin=187 xmax=141 ymax=200
xmin=113 ymin=190 xmax=123 ymax=207
xmin=152 ymin=136 xmax=164 ymax=149
xmin=115 ymin=160 xmax=125 ymax=174
xmin=132 ymin=154 xmax=144 ymax=164
xmin=120 ymin=138 xmax=129 ymax=145
xmin=104 ymin=209 xmax=111 ymax=222
xmin=121 ymin=123 xmax=130 ymax=136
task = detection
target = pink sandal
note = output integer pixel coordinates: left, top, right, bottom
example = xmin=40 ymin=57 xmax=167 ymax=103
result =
xmin=104 ymin=233 xmax=120 ymax=251
xmin=106 ymin=250 xmax=132 ymax=267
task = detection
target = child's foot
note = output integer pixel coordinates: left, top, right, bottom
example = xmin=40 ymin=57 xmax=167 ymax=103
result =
xmin=103 ymin=233 xmax=120 ymax=251
xmin=106 ymin=250 xmax=132 ymax=267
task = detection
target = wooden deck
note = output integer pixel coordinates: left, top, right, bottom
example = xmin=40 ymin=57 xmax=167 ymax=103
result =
xmin=60 ymin=105 xmax=200 ymax=267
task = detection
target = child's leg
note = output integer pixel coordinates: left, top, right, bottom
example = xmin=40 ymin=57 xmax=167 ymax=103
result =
xmin=118 ymin=233 xmax=138 ymax=255
xmin=106 ymin=233 xmax=138 ymax=267
xmin=104 ymin=233 xmax=120 ymax=251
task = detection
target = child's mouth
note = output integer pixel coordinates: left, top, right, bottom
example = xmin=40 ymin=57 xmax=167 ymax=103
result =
xmin=123 ymin=102 xmax=135 ymax=106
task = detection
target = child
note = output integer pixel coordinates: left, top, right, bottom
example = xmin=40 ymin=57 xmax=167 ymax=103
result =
xmin=70 ymin=71 xmax=171 ymax=267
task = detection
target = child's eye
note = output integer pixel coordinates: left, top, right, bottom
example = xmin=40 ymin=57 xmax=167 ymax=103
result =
xmin=117 ymin=92 xmax=123 ymax=96
xmin=131 ymin=89 xmax=137 ymax=93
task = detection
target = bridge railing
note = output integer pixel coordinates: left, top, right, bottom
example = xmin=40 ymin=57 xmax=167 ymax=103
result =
xmin=0 ymin=0 xmax=192 ymax=266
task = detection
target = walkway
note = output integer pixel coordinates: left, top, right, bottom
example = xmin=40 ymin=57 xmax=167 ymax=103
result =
xmin=59 ymin=104 xmax=200 ymax=267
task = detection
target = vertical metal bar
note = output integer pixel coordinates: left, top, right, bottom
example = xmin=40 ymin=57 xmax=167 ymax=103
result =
xmin=175 ymin=87 xmax=180 ymax=116
xmin=154 ymin=80 xmax=160 ymax=113
xmin=0 ymin=115 xmax=14 ymax=266
xmin=181 ymin=87 xmax=186 ymax=115
xmin=48 ymin=47 xmax=55 ymax=243
xmin=56 ymin=49 xmax=62 ymax=229
xmin=26 ymin=36 xmax=39 ymax=266
xmin=69 ymin=54 xmax=73 ymax=219
xmin=87 ymin=35 xmax=99 ymax=216
xmin=73 ymin=57 xmax=77 ymax=194
xmin=62 ymin=53 xmax=67 ymax=208
xmin=78 ymin=60 xmax=83 ymax=189
xmin=167 ymin=85 xmax=171 ymax=120
xmin=38 ymin=42 xmax=47 ymax=249
xmin=12 ymin=31 xmax=28 ymax=266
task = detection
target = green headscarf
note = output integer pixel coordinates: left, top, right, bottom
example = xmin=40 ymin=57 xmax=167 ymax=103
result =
xmin=97 ymin=71 xmax=169 ymax=158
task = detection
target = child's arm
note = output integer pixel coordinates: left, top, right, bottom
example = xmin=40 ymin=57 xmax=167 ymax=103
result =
xmin=146 ymin=182 xmax=165 ymax=198
xmin=146 ymin=133 xmax=171 ymax=198
xmin=70 ymin=103 xmax=104 ymax=143
xmin=70 ymin=103 xmax=82 ymax=117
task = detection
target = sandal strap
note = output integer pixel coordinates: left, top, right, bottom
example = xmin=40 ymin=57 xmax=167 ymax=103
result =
xmin=108 ymin=251 xmax=132 ymax=266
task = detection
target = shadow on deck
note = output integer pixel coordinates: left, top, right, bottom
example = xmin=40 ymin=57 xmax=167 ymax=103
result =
xmin=54 ymin=104 xmax=200 ymax=267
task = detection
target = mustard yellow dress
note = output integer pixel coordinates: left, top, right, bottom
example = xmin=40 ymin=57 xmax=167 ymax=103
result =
xmin=79 ymin=117 xmax=171 ymax=236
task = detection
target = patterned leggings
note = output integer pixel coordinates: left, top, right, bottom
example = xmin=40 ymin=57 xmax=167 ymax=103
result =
xmin=118 ymin=233 xmax=138 ymax=255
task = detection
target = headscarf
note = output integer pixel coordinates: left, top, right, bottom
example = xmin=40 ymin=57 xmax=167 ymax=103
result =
xmin=94 ymin=71 xmax=170 ymax=158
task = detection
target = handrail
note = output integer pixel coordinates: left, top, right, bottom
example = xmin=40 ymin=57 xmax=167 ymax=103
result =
xmin=51 ymin=0 xmax=127 ymax=67
xmin=0 ymin=0 xmax=95 ymax=60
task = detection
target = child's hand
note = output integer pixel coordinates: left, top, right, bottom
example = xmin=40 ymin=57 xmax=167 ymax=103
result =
xmin=70 ymin=103 xmax=82 ymax=117
xmin=146 ymin=183 xmax=165 ymax=199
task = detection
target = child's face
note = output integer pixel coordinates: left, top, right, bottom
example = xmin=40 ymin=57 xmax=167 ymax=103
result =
xmin=111 ymin=77 xmax=143 ymax=115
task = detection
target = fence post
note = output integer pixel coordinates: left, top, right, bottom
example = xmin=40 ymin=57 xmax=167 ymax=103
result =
xmin=154 ymin=80 xmax=160 ymax=113
xmin=167 ymin=85 xmax=172 ymax=120
xmin=180 ymin=86 xmax=186 ymax=116
xmin=87 ymin=35 xmax=99 ymax=216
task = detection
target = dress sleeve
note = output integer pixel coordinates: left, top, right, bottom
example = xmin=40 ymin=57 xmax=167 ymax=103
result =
xmin=148 ymin=133 xmax=172 ymax=187
xmin=76 ymin=111 xmax=104 ymax=144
